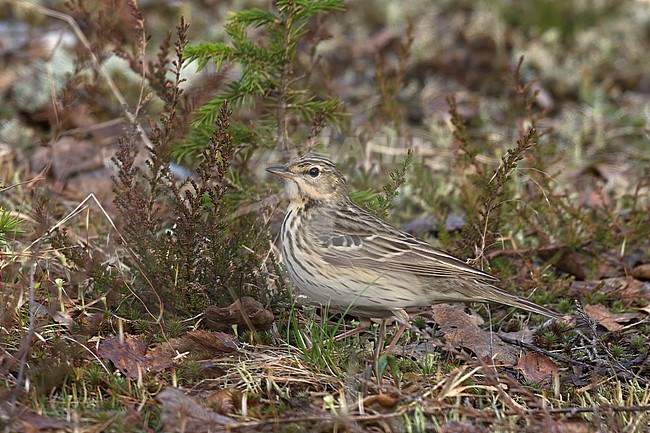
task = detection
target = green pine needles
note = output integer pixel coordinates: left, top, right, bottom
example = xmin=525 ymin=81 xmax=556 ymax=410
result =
xmin=182 ymin=0 xmax=345 ymax=158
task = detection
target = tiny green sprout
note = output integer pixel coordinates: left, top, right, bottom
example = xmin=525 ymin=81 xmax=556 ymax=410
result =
xmin=561 ymin=333 xmax=573 ymax=348
xmin=630 ymin=335 xmax=645 ymax=350
xmin=541 ymin=331 xmax=557 ymax=349
xmin=588 ymin=293 xmax=607 ymax=305
xmin=82 ymin=364 xmax=106 ymax=387
xmin=165 ymin=318 xmax=187 ymax=338
xmin=412 ymin=316 xmax=426 ymax=329
xmin=180 ymin=360 xmax=203 ymax=384
xmin=610 ymin=300 xmax=626 ymax=313
xmin=420 ymin=353 xmax=439 ymax=376
xmin=133 ymin=319 xmax=153 ymax=334
xmin=609 ymin=344 xmax=624 ymax=358
xmin=387 ymin=354 xmax=401 ymax=385
xmin=521 ymin=379 xmax=534 ymax=388
xmin=557 ymin=299 xmax=573 ymax=313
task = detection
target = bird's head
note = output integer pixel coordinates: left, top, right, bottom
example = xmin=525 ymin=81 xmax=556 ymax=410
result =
xmin=266 ymin=154 xmax=349 ymax=205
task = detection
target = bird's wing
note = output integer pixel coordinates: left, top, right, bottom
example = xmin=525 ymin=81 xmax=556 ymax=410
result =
xmin=314 ymin=208 xmax=498 ymax=282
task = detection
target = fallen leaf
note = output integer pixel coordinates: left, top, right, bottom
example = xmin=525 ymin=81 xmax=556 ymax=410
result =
xmin=206 ymin=388 xmax=239 ymax=415
xmin=548 ymin=418 xmax=595 ymax=433
xmin=203 ymin=297 xmax=274 ymax=331
xmin=539 ymin=248 xmax=589 ymax=280
xmin=430 ymin=304 xmax=519 ymax=365
xmin=362 ymin=393 xmax=398 ymax=409
xmin=187 ymin=330 xmax=239 ymax=352
xmin=157 ymin=387 xmax=236 ymax=432
xmin=147 ymin=330 xmax=241 ymax=366
xmin=631 ymin=264 xmax=650 ymax=281
xmin=569 ymin=278 xmax=650 ymax=304
xmin=0 ymin=398 xmax=73 ymax=433
xmin=516 ymin=352 xmax=558 ymax=384
xmin=583 ymin=305 xmax=639 ymax=332
xmin=98 ymin=335 xmax=146 ymax=378
xmin=540 ymin=247 xmax=624 ymax=280
xmin=20 ymin=411 xmax=73 ymax=433
xmin=98 ymin=334 xmax=173 ymax=378
xmin=30 ymin=137 xmax=106 ymax=181
xmin=50 ymin=310 xmax=74 ymax=328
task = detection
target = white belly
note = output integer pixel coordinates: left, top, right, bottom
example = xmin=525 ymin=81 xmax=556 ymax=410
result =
xmin=279 ymin=208 xmax=426 ymax=314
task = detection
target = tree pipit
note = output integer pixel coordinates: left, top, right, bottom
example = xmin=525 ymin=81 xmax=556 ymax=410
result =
xmin=267 ymin=154 xmax=561 ymax=374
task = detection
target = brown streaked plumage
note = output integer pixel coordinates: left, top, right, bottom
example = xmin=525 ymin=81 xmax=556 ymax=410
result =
xmin=267 ymin=154 xmax=561 ymax=321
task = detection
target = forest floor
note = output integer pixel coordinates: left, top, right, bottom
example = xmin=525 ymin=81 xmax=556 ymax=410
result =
xmin=0 ymin=1 xmax=649 ymax=432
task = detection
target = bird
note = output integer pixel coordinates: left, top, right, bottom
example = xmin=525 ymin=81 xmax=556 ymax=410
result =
xmin=267 ymin=154 xmax=562 ymax=364
xmin=267 ymin=154 xmax=561 ymax=317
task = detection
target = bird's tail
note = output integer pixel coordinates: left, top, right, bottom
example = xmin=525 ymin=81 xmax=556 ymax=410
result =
xmin=475 ymin=282 xmax=563 ymax=320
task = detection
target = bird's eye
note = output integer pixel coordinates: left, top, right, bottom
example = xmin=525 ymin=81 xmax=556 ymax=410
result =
xmin=308 ymin=167 xmax=320 ymax=178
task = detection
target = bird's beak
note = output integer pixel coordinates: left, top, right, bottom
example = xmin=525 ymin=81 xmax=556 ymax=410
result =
xmin=266 ymin=165 xmax=294 ymax=179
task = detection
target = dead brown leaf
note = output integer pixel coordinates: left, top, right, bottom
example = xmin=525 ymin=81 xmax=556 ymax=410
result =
xmin=206 ymin=388 xmax=239 ymax=415
xmin=569 ymin=277 xmax=650 ymax=304
xmin=0 ymin=398 xmax=73 ymax=433
xmin=98 ymin=334 xmax=173 ymax=378
xmin=203 ymin=297 xmax=274 ymax=331
xmin=430 ymin=304 xmax=519 ymax=365
xmin=583 ymin=305 xmax=639 ymax=332
xmin=631 ymin=264 xmax=650 ymax=281
xmin=363 ymin=393 xmax=399 ymax=411
xmin=157 ymin=387 xmax=236 ymax=432
xmin=50 ymin=310 xmax=74 ymax=329
xmin=539 ymin=248 xmax=589 ymax=280
xmin=19 ymin=411 xmax=72 ymax=433
xmin=516 ymin=352 xmax=558 ymax=384
xmin=549 ymin=418 xmax=595 ymax=433
xmin=30 ymin=138 xmax=106 ymax=181
xmin=187 ymin=330 xmax=239 ymax=352
xmin=147 ymin=330 xmax=241 ymax=369
xmin=540 ymin=248 xmax=624 ymax=280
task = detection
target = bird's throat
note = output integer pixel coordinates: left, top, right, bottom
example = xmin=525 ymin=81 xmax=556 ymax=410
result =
xmin=303 ymin=198 xmax=318 ymax=211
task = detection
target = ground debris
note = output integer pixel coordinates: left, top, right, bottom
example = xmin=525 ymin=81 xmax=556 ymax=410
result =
xmin=631 ymin=263 xmax=650 ymax=281
xmin=157 ymin=387 xmax=236 ymax=432
xmin=515 ymin=352 xmax=559 ymax=384
xmin=583 ymin=304 xmax=640 ymax=332
xmin=204 ymin=297 xmax=274 ymax=331
xmin=430 ymin=304 xmax=520 ymax=365
xmin=0 ymin=395 xmax=73 ymax=432
xmin=97 ymin=334 xmax=173 ymax=378
xmin=569 ymin=277 xmax=650 ymax=304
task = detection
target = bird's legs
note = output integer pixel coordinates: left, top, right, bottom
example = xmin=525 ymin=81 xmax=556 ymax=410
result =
xmin=373 ymin=318 xmax=387 ymax=383
xmin=384 ymin=323 xmax=407 ymax=354
xmin=384 ymin=310 xmax=433 ymax=354
xmin=330 ymin=311 xmax=424 ymax=382
xmin=383 ymin=309 xmax=410 ymax=354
